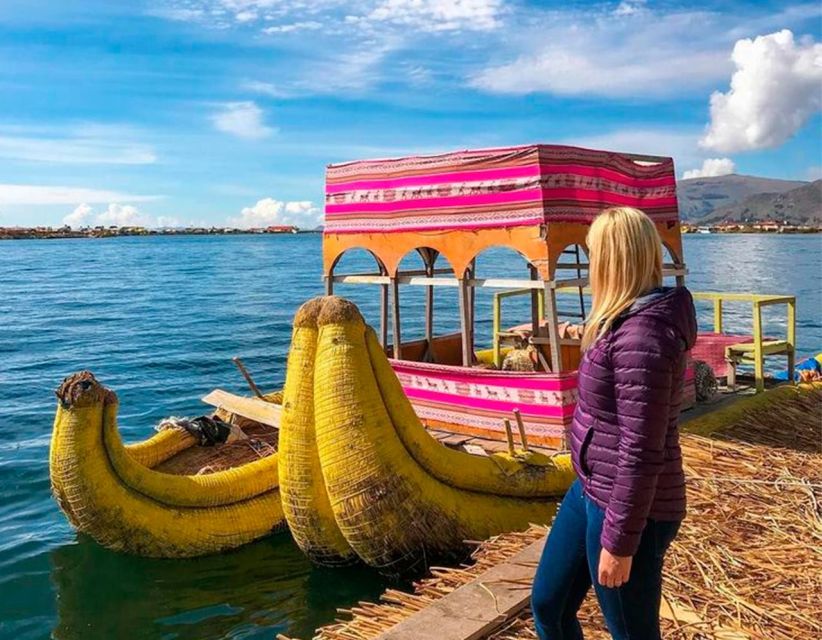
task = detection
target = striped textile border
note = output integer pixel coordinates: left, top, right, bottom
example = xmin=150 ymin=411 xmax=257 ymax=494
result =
xmin=325 ymin=144 xmax=678 ymax=234
xmin=389 ymin=359 xmax=696 ymax=443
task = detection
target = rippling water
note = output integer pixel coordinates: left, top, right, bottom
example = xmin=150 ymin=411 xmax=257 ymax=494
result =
xmin=0 ymin=233 xmax=819 ymax=639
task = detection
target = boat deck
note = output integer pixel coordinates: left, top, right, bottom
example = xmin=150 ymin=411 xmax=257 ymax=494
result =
xmin=153 ymin=421 xmax=278 ymax=476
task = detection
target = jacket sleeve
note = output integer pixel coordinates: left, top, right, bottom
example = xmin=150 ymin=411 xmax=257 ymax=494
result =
xmin=601 ymin=324 xmax=677 ymax=557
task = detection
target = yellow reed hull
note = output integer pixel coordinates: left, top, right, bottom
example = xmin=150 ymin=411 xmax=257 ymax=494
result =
xmin=309 ymin=296 xmax=575 ymax=572
xmin=49 ymin=372 xmax=285 ymax=558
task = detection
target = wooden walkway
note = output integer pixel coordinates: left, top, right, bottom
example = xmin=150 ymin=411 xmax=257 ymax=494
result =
xmin=376 ymin=538 xmax=544 ymax=640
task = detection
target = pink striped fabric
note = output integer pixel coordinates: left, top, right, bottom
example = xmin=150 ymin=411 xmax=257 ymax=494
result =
xmin=389 ymin=358 xmax=578 ymax=441
xmin=325 ymin=144 xmax=679 ymax=234
xmin=388 ymin=358 xmax=695 ymax=445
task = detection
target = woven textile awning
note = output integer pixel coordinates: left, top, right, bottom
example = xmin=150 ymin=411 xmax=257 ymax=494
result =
xmin=324 ymin=144 xmax=679 ymax=235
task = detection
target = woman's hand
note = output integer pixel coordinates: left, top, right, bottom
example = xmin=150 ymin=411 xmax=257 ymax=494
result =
xmin=598 ymin=549 xmax=632 ymax=588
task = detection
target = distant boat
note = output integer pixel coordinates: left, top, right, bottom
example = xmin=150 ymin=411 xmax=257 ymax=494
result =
xmin=697 ymin=226 xmax=712 ymax=234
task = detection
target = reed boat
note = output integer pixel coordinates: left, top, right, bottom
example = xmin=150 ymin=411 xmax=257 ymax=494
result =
xmin=49 ymin=372 xmax=285 ymax=558
xmin=50 ymin=143 xmax=801 ymax=564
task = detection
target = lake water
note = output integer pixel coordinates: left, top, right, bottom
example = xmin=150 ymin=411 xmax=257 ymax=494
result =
xmin=1 ymin=233 xmax=820 ymax=639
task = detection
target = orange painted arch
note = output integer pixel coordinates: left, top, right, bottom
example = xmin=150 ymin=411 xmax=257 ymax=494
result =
xmin=323 ymin=221 xmax=683 ymax=280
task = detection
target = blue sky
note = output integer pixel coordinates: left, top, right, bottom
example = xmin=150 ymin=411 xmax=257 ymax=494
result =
xmin=0 ymin=0 xmax=819 ymax=229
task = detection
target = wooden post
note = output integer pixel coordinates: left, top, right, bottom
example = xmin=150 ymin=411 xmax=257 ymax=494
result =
xmin=380 ymin=282 xmax=389 ymax=348
xmin=421 ymin=249 xmax=437 ymax=361
xmin=458 ymin=277 xmax=472 ymax=366
xmin=752 ymin=301 xmax=764 ymax=393
xmin=575 ymin=244 xmax=587 ymax=320
xmin=513 ymin=409 xmax=529 ymax=451
xmin=529 ymin=264 xmax=540 ymax=336
xmin=713 ymin=297 xmax=723 ymax=334
xmin=468 ymin=259 xmax=476 ymax=352
xmin=787 ymin=298 xmax=796 ymax=383
xmin=503 ymin=419 xmax=516 ymax=455
xmin=492 ymin=292 xmax=502 ymax=368
xmin=543 ymin=283 xmax=562 ymax=372
xmin=391 ymin=277 xmax=402 ymax=360
xmin=231 ymin=357 xmax=265 ymax=399
xmin=325 ymin=274 xmax=333 ymax=295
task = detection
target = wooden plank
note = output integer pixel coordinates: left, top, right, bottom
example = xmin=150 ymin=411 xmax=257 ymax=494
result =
xmin=201 ymin=389 xmax=282 ymax=428
xmin=373 ymin=535 xmax=751 ymax=640
xmin=333 ymin=274 xmax=392 ymax=285
xmin=462 ymin=444 xmax=488 ymax=457
xmin=441 ymin=434 xmax=471 ymax=447
xmin=377 ymin=537 xmax=546 ymax=640
xmin=542 ymin=283 xmax=562 ymax=372
xmin=478 ymin=440 xmax=511 ymax=454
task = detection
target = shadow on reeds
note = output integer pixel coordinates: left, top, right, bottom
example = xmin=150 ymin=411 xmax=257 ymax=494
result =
xmin=49 ymin=530 xmax=392 ymax=640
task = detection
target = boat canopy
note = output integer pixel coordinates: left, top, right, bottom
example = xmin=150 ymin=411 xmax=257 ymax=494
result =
xmin=323 ymin=144 xmax=683 ymax=280
xmin=322 ymin=144 xmax=686 ymax=371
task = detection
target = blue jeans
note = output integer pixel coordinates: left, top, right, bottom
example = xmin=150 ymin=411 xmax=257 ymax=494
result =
xmin=531 ymin=479 xmax=680 ymax=640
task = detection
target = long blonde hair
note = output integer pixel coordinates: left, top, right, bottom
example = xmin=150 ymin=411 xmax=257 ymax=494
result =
xmin=581 ymin=207 xmax=663 ymax=350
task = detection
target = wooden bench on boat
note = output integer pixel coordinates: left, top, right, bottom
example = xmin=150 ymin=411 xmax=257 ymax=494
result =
xmin=202 ymin=388 xmax=282 ymax=428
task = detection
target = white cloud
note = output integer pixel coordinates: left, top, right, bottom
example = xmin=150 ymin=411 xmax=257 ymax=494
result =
xmin=681 ymin=158 xmax=736 ymax=180
xmin=63 ymin=203 xmax=93 ymax=228
xmin=62 ymin=203 xmax=181 ymax=229
xmin=0 ymin=124 xmax=157 ymax=165
xmin=0 ymin=184 xmax=160 ymax=205
xmin=365 ymin=0 xmax=503 ymax=32
xmin=262 ymin=21 xmax=322 ymax=34
xmin=806 ymin=166 xmax=822 ymax=181
xmin=95 ymin=203 xmax=154 ymax=227
xmin=211 ymin=101 xmax=275 ymax=139
xmin=613 ymin=0 xmax=647 ymax=18
xmin=234 ymin=10 xmax=257 ymax=23
xmin=160 ymin=0 xmax=504 ymax=33
xmin=228 ymin=197 xmax=321 ymax=229
xmin=248 ymin=41 xmax=397 ymax=97
xmin=700 ymin=30 xmax=822 ymax=153
xmin=242 ymin=80 xmax=293 ymax=98
xmin=471 ymin=8 xmax=731 ymax=97
xmin=561 ymin=128 xmax=704 ymax=170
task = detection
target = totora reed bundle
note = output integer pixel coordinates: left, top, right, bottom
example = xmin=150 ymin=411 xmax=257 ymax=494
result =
xmin=304 ymin=383 xmax=822 ymax=640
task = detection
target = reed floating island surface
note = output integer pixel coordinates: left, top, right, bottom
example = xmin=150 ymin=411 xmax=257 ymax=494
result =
xmin=300 ymin=383 xmax=822 ymax=640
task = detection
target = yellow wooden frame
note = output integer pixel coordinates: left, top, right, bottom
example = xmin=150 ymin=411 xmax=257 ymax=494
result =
xmin=492 ymin=289 xmax=797 ymax=392
xmin=691 ymin=292 xmax=796 ymax=393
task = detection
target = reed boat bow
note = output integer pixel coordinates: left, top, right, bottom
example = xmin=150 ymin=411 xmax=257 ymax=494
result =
xmin=50 ymin=371 xmax=284 ymax=558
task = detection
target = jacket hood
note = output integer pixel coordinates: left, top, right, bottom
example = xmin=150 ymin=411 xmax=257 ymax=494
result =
xmin=622 ymin=286 xmax=698 ymax=350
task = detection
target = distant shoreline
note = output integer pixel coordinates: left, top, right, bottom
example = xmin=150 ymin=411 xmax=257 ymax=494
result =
xmin=682 ymin=228 xmax=820 ymax=235
xmin=0 ymin=227 xmax=324 ymax=240
xmin=2 ymin=227 xmax=819 ymax=240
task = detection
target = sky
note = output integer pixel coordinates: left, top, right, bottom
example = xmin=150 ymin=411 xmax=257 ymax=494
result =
xmin=0 ymin=0 xmax=820 ymax=229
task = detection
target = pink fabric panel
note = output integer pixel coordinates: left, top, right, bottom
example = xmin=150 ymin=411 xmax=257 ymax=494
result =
xmin=390 ymin=361 xmax=578 ymax=391
xmin=326 ymin=164 xmax=541 ymax=193
xmin=325 ymin=144 xmax=679 ymax=234
xmin=404 ymin=387 xmax=575 ymax=418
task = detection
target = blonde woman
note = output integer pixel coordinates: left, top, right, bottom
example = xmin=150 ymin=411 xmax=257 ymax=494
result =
xmin=531 ymin=207 xmax=697 ymax=640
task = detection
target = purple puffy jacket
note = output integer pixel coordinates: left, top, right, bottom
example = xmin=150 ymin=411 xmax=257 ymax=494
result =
xmin=570 ymin=286 xmax=697 ymax=557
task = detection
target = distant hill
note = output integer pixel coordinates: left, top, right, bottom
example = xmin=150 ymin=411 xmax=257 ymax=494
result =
xmin=676 ymin=174 xmax=808 ymax=221
xmin=698 ymin=180 xmax=822 ymax=225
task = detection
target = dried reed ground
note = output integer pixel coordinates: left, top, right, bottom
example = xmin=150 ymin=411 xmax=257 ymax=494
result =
xmin=310 ymin=385 xmax=822 ymax=640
